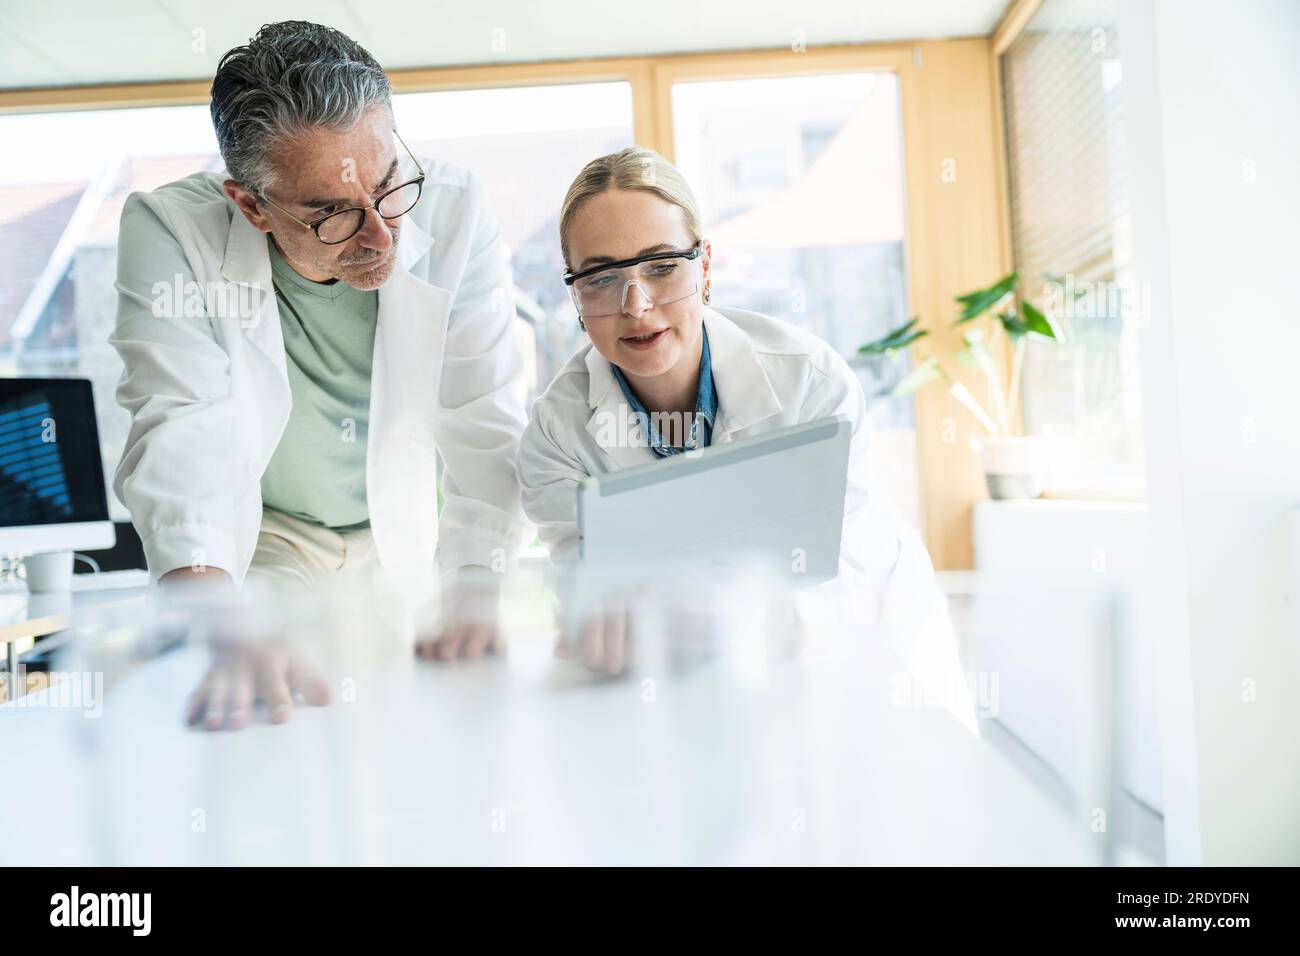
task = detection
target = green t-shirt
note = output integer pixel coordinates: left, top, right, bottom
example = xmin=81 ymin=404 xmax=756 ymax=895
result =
xmin=259 ymin=239 xmax=378 ymax=530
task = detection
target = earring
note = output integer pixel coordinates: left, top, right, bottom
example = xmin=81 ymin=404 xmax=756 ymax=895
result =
xmin=702 ymin=283 xmax=711 ymax=304
xmin=578 ymin=317 xmax=586 ymax=332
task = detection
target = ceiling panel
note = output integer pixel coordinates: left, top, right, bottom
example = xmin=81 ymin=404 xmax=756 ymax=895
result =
xmin=0 ymin=0 xmax=1010 ymax=90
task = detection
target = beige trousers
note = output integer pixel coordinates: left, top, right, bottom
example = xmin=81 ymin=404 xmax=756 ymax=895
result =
xmin=246 ymin=507 xmax=381 ymax=591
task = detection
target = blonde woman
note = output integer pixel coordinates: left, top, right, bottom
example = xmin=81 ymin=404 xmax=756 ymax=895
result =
xmin=519 ymin=147 xmax=948 ymax=675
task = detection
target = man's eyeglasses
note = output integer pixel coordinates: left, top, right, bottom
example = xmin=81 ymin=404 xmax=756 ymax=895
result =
xmin=261 ymin=130 xmax=425 ymax=245
xmin=563 ymin=242 xmax=704 ymax=318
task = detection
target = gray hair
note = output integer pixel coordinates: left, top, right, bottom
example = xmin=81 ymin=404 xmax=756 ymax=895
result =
xmin=210 ymin=21 xmax=392 ymax=198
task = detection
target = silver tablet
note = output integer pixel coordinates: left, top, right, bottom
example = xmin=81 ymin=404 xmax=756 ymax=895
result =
xmin=577 ymin=416 xmax=851 ymax=586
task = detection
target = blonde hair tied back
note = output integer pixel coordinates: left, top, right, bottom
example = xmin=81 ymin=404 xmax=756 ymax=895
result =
xmin=559 ymin=146 xmax=703 ymax=268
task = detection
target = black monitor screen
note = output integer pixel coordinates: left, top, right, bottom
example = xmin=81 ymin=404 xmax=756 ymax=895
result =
xmin=0 ymin=378 xmax=110 ymax=527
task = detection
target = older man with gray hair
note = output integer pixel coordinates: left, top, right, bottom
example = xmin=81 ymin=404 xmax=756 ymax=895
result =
xmin=111 ymin=21 xmax=529 ymax=728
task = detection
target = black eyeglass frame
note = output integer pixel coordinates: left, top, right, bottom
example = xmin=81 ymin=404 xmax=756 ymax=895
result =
xmin=261 ymin=129 xmax=426 ymax=245
xmin=563 ymin=241 xmax=705 ymax=286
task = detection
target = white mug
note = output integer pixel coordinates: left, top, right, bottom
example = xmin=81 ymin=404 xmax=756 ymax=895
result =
xmin=23 ymin=550 xmax=74 ymax=594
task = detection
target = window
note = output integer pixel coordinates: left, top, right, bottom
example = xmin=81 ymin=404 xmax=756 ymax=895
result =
xmin=3 ymin=53 xmax=954 ymax=539
xmin=670 ymin=71 xmax=921 ymax=525
xmin=0 ymin=85 xmax=635 ymax=521
xmin=1001 ymin=0 xmax=1145 ymax=496
xmin=392 ymin=82 xmax=636 ymax=400
xmin=0 ymin=104 xmax=220 ymax=521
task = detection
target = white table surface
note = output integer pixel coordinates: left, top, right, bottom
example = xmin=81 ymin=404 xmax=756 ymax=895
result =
xmin=0 ymin=597 xmax=1099 ymax=866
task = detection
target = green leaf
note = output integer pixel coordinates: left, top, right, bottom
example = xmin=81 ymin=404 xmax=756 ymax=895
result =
xmin=954 ymin=273 xmax=1016 ymax=304
xmin=858 ymin=317 xmax=928 ymax=354
xmin=892 ymin=356 xmax=945 ymax=396
xmin=955 ymin=272 xmax=1019 ymax=323
xmin=888 ymin=329 xmax=929 ymax=351
xmin=998 ymin=312 xmax=1032 ymax=338
xmin=1020 ymin=300 xmax=1056 ymax=339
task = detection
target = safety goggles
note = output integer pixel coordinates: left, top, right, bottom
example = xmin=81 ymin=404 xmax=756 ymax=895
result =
xmin=563 ymin=242 xmax=704 ymax=319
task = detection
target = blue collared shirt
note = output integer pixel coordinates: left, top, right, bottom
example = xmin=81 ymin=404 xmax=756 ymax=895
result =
xmin=611 ymin=328 xmax=718 ymax=457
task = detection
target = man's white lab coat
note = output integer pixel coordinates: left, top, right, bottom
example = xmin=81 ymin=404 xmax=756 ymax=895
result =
xmin=111 ymin=158 xmax=529 ymax=604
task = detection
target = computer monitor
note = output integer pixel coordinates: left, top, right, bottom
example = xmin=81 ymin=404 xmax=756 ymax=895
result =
xmin=0 ymin=377 xmax=115 ymax=555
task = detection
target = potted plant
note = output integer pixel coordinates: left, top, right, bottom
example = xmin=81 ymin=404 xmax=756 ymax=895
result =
xmin=858 ymin=272 xmax=1058 ymax=499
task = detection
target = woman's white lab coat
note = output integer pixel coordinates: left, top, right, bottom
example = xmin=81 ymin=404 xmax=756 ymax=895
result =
xmin=518 ymin=306 xmax=950 ymax=631
xmin=110 ymin=158 xmax=529 ymax=604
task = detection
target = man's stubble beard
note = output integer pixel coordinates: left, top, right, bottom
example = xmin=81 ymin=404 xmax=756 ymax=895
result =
xmin=339 ymin=229 xmax=400 ymax=290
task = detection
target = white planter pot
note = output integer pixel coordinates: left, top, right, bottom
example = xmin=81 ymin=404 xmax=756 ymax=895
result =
xmin=973 ymin=436 xmax=1043 ymax=500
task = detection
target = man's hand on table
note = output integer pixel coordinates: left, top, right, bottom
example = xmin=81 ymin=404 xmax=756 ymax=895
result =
xmin=185 ymin=640 xmax=331 ymax=731
xmin=415 ymin=570 xmax=502 ymax=663
xmin=161 ymin=566 xmax=331 ymax=731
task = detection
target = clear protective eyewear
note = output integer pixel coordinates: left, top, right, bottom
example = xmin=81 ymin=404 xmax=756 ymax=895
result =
xmin=563 ymin=242 xmax=704 ymax=319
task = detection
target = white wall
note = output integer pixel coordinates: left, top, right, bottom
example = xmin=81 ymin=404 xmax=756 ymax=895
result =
xmin=971 ymin=500 xmax=1162 ymax=819
xmin=1121 ymin=0 xmax=1300 ymax=864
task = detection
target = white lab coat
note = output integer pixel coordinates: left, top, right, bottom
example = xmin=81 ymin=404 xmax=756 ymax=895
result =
xmin=111 ymin=159 xmax=529 ymax=605
xmin=518 ymin=306 xmax=948 ymax=630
